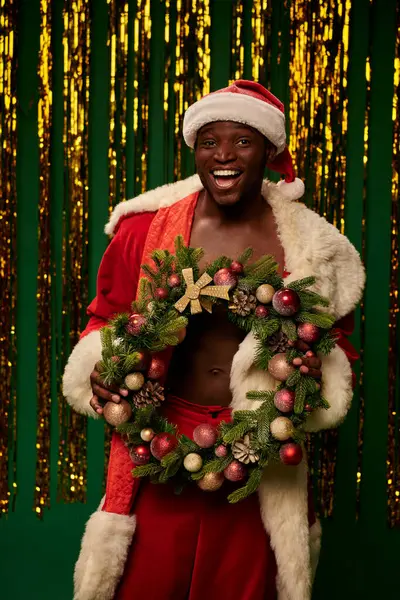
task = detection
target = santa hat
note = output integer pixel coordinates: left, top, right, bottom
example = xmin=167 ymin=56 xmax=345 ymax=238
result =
xmin=183 ymin=80 xmax=305 ymax=201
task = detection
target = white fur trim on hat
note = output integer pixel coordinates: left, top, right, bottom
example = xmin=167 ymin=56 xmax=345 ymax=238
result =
xmin=62 ymin=329 xmax=102 ymax=418
xmin=276 ymin=177 xmax=305 ymax=201
xmin=183 ymin=92 xmax=286 ymax=153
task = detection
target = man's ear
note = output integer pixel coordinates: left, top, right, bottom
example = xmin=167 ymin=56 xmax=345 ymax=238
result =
xmin=265 ymin=141 xmax=277 ymax=163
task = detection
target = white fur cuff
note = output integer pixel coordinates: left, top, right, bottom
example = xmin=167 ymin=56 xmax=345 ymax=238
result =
xmin=62 ymin=330 xmax=102 ymax=418
xmin=305 ymin=345 xmax=353 ymax=432
xmin=74 ymin=510 xmax=136 ymax=600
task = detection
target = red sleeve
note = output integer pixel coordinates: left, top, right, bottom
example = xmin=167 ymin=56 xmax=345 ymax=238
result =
xmin=81 ymin=212 xmax=155 ymax=338
xmin=331 ymin=312 xmax=359 ymax=387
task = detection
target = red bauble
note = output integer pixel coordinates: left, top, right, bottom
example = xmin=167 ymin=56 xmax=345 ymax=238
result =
xmin=297 ymin=322 xmax=320 ymax=344
xmin=147 ymin=356 xmax=166 ymax=380
xmin=224 ymin=460 xmax=247 ymax=482
xmin=155 ymin=287 xmax=169 ymax=301
xmin=126 ymin=313 xmax=147 ymax=336
xmin=255 ymin=305 xmax=269 ymax=319
xmin=274 ymin=389 xmax=296 ymax=413
xmin=272 ymin=289 xmax=301 ymax=316
xmin=215 ymin=444 xmax=228 ymax=458
xmin=193 ymin=423 xmax=218 ymax=448
xmin=135 ymin=350 xmax=151 ymax=372
xmin=213 ymin=268 xmax=238 ymax=289
xmin=279 ymin=443 xmax=303 ymax=466
xmin=167 ymin=273 xmax=181 ymax=288
xmin=150 ymin=433 xmax=178 ymax=460
xmin=304 ymin=404 xmax=313 ymax=413
xmin=131 ymin=444 xmax=151 ymax=466
xmin=230 ymin=261 xmax=244 ymax=275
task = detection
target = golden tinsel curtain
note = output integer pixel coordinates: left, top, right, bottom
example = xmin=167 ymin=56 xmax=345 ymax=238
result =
xmin=0 ymin=1 xmax=399 ymax=598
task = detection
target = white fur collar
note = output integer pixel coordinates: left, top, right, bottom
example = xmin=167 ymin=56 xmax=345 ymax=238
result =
xmin=105 ymin=175 xmax=365 ymax=319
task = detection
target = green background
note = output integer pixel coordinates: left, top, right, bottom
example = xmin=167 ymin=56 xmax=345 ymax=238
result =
xmin=1 ymin=0 xmax=399 ymax=598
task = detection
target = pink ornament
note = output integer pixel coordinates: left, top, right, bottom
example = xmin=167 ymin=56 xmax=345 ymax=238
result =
xmin=193 ymin=423 xmax=218 ymax=448
xmin=131 ymin=445 xmax=151 ymax=466
xmin=147 ymin=356 xmax=166 ymax=380
xmin=230 ymin=261 xmax=244 ymax=275
xmin=255 ymin=305 xmax=269 ymax=319
xmin=126 ymin=313 xmax=147 ymax=336
xmin=213 ymin=268 xmax=238 ymax=289
xmin=150 ymin=433 xmax=178 ymax=460
xmin=155 ymin=287 xmax=169 ymax=301
xmin=274 ymin=389 xmax=296 ymax=413
xmin=224 ymin=460 xmax=247 ymax=482
xmin=297 ymin=322 xmax=320 ymax=344
xmin=272 ymin=289 xmax=300 ymax=316
xmin=279 ymin=443 xmax=303 ymax=466
xmin=215 ymin=444 xmax=228 ymax=458
xmin=268 ymin=353 xmax=295 ymax=382
xmin=304 ymin=404 xmax=313 ymax=413
xmin=167 ymin=273 xmax=181 ymax=288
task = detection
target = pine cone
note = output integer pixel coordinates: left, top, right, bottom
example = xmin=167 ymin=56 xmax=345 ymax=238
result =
xmin=230 ymin=290 xmax=257 ymax=316
xmin=132 ymin=381 xmax=165 ymax=409
xmin=268 ymin=331 xmax=290 ymax=353
xmin=232 ymin=435 xmax=260 ymax=464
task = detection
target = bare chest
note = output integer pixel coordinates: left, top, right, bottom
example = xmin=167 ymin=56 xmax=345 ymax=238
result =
xmin=190 ymin=212 xmax=285 ymax=275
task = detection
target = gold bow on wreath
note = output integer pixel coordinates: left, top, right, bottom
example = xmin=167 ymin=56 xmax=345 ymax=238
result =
xmin=174 ymin=268 xmax=231 ymax=315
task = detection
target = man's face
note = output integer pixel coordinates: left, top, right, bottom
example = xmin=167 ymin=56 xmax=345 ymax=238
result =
xmin=195 ymin=121 xmax=274 ymax=207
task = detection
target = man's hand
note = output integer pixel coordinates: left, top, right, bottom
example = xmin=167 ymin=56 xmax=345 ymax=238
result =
xmin=89 ymin=362 xmax=128 ymax=415
xmin=289 ymin=340 xmax=322 ymax=380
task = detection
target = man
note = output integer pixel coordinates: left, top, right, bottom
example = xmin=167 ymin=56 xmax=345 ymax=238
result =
xmin=63 ymin=80 xmax=364 ymax=600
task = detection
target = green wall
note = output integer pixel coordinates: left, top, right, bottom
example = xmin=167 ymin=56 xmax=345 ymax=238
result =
xmin=0 ymin=1 xmax=399 ymax=599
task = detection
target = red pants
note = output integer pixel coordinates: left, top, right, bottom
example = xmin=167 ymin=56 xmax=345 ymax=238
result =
xmin=115 ymin=395 xmax=278 ymax=600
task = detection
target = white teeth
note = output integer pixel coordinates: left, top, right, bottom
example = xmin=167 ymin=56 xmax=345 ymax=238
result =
xmin=212 ymin=169 xmax=241 ymax=177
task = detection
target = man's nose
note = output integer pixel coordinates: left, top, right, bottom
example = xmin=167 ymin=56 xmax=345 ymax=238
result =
xmin=214 ymin=141 xmax=236 ymax=162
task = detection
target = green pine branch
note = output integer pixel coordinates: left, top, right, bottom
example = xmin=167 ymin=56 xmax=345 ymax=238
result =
xmin=286 ymin=369 xmax=302 ymax=387
xmin=236 ymin=247 xmax=253 ymax=265
xmin=227 ymin=467 xmax=263 ymax=504
xmin=280 ymin=319 xmax=298 ymax=341
xmin=298 ymin=290 xmax=330 ymax=309
xmin=294 ymin=377 xmax=307 ymax=414
xmin=286 ymin=276 xmax=316 ymax=292
xmin=296 ymin=311 xmax=335 ymax=329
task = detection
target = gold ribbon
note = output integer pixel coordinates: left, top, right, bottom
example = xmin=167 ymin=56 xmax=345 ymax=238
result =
xmin=174 ymin=268 xmax=231 ymax=314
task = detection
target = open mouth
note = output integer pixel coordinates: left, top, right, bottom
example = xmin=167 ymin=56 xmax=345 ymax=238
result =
xmin=210 ymin=169 xmax=243 ymax=190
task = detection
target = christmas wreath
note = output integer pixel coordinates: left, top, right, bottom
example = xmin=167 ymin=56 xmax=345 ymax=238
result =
xmin=99 ymin=236 xmax=336 ymax=503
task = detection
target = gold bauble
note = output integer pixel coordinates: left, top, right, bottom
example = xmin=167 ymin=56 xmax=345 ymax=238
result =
xmin=140 ymin=427 xmax=155 ymax=442
xmin=183 ymin=452 xmax=203 ymax=473
xmin=270 ymin=416 xmax=294 ymax=441
xmin=125 ymin=372 xmax=145 ymax=391
xmin=103 ymin=400 xmax=132 ymax=427
xmin=268 ymin=353 xmax=295 ymax=382
xmin=197 ymin=472 xmax=225 ymax=492
xmin=255 ymin=284 xmax=275 ymax=304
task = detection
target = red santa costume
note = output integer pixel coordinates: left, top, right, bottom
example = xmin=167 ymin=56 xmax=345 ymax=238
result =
xmin=63 ymin=81 xmax=365 ymax=600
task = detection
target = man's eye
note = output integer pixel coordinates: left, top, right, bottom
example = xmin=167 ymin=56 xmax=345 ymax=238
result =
xmin=237 ymin=139 xmax=250 ymax=146
xmin=202 ymin=140 xmax=216 ymax=147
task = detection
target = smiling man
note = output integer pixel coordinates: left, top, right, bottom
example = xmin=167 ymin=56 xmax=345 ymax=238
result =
xmin=63 ymin=80 xmax=364 ymax=600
